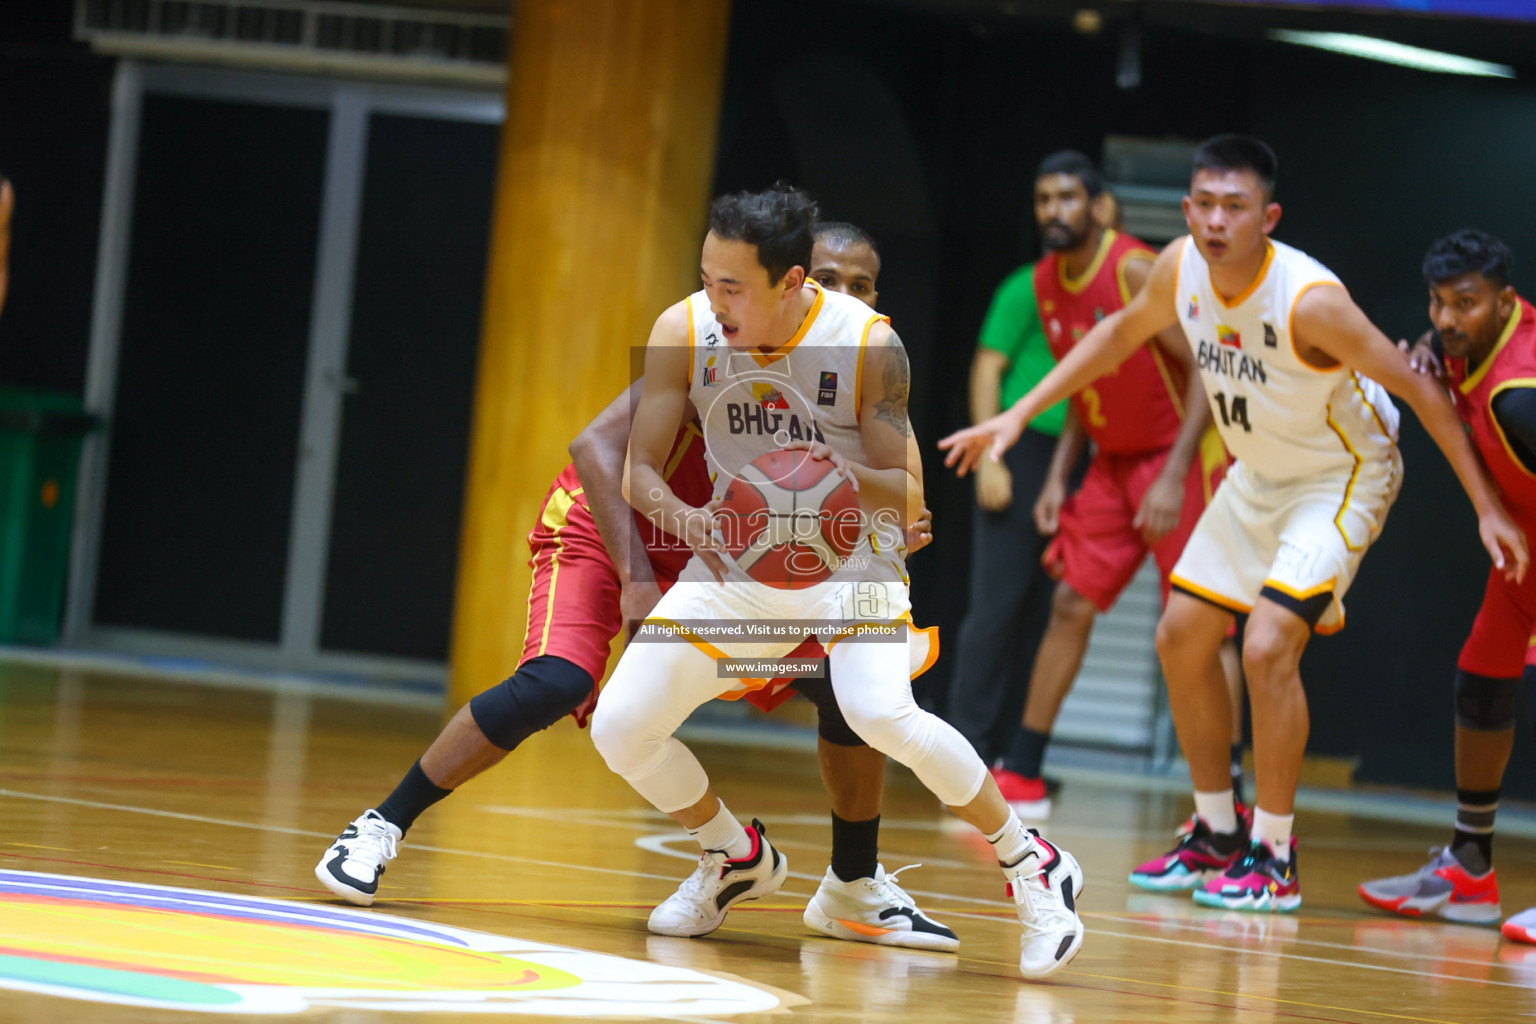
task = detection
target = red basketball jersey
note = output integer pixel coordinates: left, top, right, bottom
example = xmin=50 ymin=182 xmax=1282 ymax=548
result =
xmin=1035 ymin=230 xmax=1186 ymax=454
xmin=552 ymin=422 xmax=713 ymax=580
xmin=1447 ymin=296 xmax=1536 ymax=525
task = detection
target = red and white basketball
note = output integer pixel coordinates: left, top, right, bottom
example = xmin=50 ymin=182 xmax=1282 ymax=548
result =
xmin=715 ymin=449 xmax=863 ymax=589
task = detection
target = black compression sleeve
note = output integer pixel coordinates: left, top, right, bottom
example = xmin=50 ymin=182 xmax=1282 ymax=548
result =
xmin=1491 ymin=387 xmax=1536 ymax=475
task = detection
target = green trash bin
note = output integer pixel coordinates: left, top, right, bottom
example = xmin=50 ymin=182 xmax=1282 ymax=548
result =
xmin=0 ymin=388 xmax=101 ymax=645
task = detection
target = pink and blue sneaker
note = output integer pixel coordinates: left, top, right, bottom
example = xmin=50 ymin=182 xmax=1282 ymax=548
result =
xmin=1129 ymin=816 xmax=1248 ymax=892
xmin=1193 ymin=838 xmax=1301 ymax=913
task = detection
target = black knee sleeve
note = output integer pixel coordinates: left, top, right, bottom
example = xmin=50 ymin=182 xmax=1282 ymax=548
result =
xmin=468 ymin=655 xmax=595 ymax=751
xmin=1455 ymin=668 xmax=1519 ymax=732
xmin=794 ymin=677 xmax=868 ymax=748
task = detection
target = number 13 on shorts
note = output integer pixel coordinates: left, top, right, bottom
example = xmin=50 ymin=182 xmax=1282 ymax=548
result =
xmin=842 ymin=581 xmax=892 ymax=621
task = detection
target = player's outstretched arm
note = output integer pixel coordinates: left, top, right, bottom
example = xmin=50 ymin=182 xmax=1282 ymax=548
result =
xmin=1297 ymin=285 xmax=1529 ymax=581
xmin=570 ymin=377 xmax=663 ymax=625
xmin=1136 ymin=257 xmax=1214 ymax=544
xmin=969 ymin=347 xmax=1016 ymax=512
xmin=623 ymin=302 xmax=726 ymax=582
xmin=939 ymin=239 xmax=1185 ymax=476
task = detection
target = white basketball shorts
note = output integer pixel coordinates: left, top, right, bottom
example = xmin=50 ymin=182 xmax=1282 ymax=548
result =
xmin=1168 ymin=450 xmax=1402 ymax=633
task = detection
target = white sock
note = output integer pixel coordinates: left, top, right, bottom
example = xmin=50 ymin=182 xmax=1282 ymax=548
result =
xmin=1251 ymin=809 xmax=1294 ymax=862
xmin=1194 ymin=789 xmax=1238 ymax=835
xmin=688 ymin=800 xmax=752 ymax=860
xmin=986 ymin=810 xmax=1032 ymax=868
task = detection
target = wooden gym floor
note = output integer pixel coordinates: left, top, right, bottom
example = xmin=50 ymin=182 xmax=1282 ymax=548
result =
xmin=1 ymin=658 xmax=1534 ymax=1023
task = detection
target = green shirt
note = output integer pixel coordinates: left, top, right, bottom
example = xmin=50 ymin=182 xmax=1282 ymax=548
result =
xmin=977 ymin=262 xmax=1067 ymax=437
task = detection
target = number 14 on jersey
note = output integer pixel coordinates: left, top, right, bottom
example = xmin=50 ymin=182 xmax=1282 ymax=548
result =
xmin=1213 ymin=393 xmax=1252 ymax=433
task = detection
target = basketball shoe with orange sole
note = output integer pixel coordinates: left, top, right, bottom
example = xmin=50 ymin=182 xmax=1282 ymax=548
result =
xmin=1358 ymin=847 xmax=1500 ymax=924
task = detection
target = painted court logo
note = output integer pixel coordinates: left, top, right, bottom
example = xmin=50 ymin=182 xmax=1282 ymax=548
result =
xmin=0 ymin=870 xmax=781 ymax=1016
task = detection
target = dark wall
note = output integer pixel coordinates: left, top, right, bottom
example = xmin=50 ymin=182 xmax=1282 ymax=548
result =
xmin=714 ymin=0 xmax=1536 ymax=796
xmin=0 ymin=32 xmax=113 ymax=392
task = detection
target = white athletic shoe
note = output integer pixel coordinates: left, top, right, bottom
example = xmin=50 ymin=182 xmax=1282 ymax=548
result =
xmin=315 ymin=809 xmax=402 ymax=906
xmin=648 ymin=818 xmax=788 ymax=937
xmin=1007 ymin=829 xmax=1085 ymax=980
xmin=803 ymin=863 xmax=960 ymax=952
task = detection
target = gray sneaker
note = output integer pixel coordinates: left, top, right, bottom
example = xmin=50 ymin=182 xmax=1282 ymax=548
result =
xmin=1358 ymin=847 xmax=1500 ymax=924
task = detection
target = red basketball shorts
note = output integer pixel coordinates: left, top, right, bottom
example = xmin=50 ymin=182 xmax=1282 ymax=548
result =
xmin=1046 ymin=431 xmax=1228 ymax=613
xmin=1459 ymin=564 xmax=1536 ymax=678
xmin=519 ymin=481 xmax=815 ymax=724
xmin=520 ymin=486 xmax=624 ymax=720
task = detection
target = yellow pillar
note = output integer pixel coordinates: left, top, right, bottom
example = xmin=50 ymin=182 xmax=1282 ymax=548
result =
xmin=448 ymin=0 xmax=732 ymax=706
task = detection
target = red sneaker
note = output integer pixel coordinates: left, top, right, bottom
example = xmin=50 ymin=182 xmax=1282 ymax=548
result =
xmin=1359 ymin=847 xmax=1500 ymax=924
xmin=991 ymin=766 xmax=1051 ymax=818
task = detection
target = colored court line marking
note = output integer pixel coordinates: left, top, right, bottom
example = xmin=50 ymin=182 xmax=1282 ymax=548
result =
xmin=0 ymin=852 xmax=324 ymax=897
xmin=0 ymin=783 xmax=1521 ymax=1015
xmin=0 ymin=773 xmax=267 ymax=787
xmin=0 ymin=789 xmax=684 ymax=885
xmin=5 ymin=844 xmax=72 ymax=852
xmin=165 ymin=861 xmax=239 ymax=871
xmin=288 ymin=898 xmax=667 ymax=911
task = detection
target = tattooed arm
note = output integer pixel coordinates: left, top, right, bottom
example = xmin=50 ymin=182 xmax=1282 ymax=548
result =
xmin=854 ymin=324 xmax=924 ymax=526
xmin=786 ymin=324 xmax=924 ymax=532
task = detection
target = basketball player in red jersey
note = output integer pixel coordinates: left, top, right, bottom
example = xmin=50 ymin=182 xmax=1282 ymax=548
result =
xmin=1360 ymin=230 xmax=1536 ymax=937
xmin=314 ymin=223 xmax=957 ymax=950
xmin=988 ymin=152 xmax=1234 ymax=815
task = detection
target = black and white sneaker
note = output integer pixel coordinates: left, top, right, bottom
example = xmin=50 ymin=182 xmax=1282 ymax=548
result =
xmin=803 ymin=863 xmax=959 ymax=951
xmin=1007 ymin=829 xmax=1085 ymax=980
xmin=315 ymin=809 xmax=402 ymax=906
xmin=648 ymin=819 xmax=787 ymax=937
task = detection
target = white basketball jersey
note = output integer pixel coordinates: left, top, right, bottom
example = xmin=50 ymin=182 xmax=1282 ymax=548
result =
xmin=685 ymin=282 xmax=905 ymax=580
xmin=1174 ymin=237 xmax=1399 ymax=481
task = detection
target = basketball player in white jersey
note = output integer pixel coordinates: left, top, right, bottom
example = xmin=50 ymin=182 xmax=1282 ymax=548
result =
xmin=590 ymin=185 xmax=1086 ymax=979
xmin=940 ymin=136 xmax=1526 ymax=912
